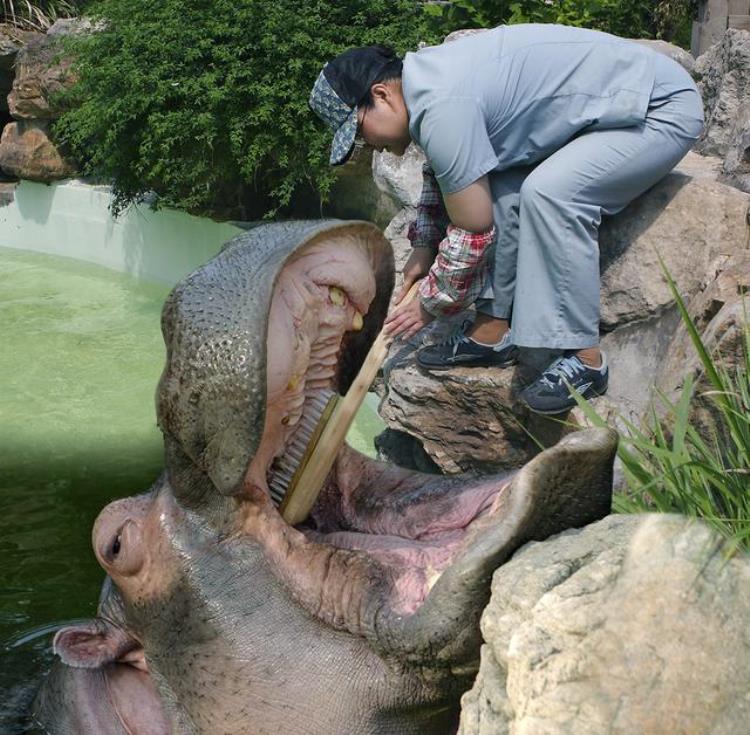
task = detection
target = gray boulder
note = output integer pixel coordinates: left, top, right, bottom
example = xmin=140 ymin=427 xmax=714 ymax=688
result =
xmin=458 ymin=514 xmax=750 ymax=735
xmin=720 ymin=98 xmax=750 ymax=192
xmin=693 ymin=28 xmax=750 ymax=157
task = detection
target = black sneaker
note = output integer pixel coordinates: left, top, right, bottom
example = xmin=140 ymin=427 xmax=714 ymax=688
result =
xmin=521 ymin=353 xmax=609 ymax=415
xmin=417 ymin=324 xmax=519 ymax=371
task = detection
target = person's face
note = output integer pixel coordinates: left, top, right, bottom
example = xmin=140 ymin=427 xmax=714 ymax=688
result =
xmin=356 ymin=81 xmax=411 ymax=156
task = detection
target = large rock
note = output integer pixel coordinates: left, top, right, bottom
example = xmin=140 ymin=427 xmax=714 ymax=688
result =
xmin=598 ymin=156 xmax=750 ymax=329
xmin=458 ymin=514 xmax=750 ymax=735
xmin=720 ymin=98 xmax=750 ymax=192
xmin=7 ymin=28 xmax=77 ymax=120
xmin=0 ymin=25 xmax=39 ymax=113
xmin=0 ymin=119 xmax=75 ymax=180
xmin=694 ymin=28 xmax=750 ymax=157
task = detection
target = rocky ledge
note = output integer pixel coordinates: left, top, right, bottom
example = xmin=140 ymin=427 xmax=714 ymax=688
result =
xmin=457 ymin=514 xmax=750 ymax=735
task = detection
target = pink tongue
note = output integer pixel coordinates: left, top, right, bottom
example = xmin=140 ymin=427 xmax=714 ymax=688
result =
xmin=306 ymin=479 xmax=506 ymax=616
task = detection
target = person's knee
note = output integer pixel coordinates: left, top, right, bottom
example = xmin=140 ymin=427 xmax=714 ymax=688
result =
xmin=519 ymin=171 xmax=568 ymax=210
xmin=682 ymin=115 xmax=704 ymax=141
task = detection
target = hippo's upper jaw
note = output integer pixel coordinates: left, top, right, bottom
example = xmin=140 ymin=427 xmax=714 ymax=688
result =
xmin=157 ymin=220 xmax=395 ymax=507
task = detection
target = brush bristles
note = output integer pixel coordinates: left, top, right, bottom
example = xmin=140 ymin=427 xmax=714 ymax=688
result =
xmin=268 ymin=389 xmax=337 ymax=506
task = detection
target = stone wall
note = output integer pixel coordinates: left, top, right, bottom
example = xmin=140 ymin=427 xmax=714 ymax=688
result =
xmin=693 ymin=0 xmax=750 ymax=55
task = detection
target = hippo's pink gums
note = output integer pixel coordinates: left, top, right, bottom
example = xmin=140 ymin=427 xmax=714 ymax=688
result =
xmin=35 ymin=222 xmax=616 ymax=735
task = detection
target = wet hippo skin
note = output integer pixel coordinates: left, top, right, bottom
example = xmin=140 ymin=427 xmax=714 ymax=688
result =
xmin=34 ymin=221 xmax=617 ymax=734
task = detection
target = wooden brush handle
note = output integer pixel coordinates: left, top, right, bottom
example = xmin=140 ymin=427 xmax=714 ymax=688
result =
xmin=281 ymin=281 xmax=421 ymax=525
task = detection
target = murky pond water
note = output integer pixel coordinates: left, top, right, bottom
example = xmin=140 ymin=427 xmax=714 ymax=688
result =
xmin=0 ymin=248 xmax=384 ymax=730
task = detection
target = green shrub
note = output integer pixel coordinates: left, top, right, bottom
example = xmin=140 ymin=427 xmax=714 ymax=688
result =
xmin=53 ymin=0 xmax=437 ymax=219
xmin=572 ymin=261 xmax=750 ymax=552
xmin=424 ymin=0 xmax=697 ymax=45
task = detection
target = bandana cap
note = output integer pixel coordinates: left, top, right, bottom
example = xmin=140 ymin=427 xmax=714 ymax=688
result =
xmin=309 ymin=46 xmax=396 ymax=165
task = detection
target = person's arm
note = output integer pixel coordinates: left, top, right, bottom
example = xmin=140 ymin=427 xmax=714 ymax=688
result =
xmin=385 ymin=98 xmax=497 ymax=337
xmin=415 ymin=174 xmax=495 ymax=317
xmin=384 ymin=174 xmax=495 ymax=338
xmin=393 ymin=164 xmax=449 ymax=304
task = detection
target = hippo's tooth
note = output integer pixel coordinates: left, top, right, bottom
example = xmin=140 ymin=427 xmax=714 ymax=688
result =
xmin=351 ymin=311 xmax=363 ymax=331
xmin=287 ymin=375 xmax=300 ymax=391
xmin=329 ymin=286 xmax=346 ymax=306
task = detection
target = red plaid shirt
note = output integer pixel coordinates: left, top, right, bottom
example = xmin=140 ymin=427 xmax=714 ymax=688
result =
xmin=408 ymin=164 xmax=496 ymax=316
xmin=418 ymin=224 xmax=496 ymax=315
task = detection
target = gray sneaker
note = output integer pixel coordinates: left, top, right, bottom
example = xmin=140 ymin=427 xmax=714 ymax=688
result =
xmin=521 ymin=352 xmax=609 ymax=415
xmin=417 ymin=324 xmax=518 ymax=371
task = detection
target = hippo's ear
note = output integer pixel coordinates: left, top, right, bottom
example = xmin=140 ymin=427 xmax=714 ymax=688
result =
xmin=53 ymin=619 xmax=138 ymax=669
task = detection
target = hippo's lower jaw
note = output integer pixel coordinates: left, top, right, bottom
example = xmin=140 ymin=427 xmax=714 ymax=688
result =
xmin=33 ymin=658 xmax=169 ymax=735
xmin=239 ymin=428 xmax=616 ymax=664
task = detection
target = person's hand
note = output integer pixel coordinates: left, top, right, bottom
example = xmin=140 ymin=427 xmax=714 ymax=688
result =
xmin=383 ymin=296 xmax=435 ymax=340
xmin=393 ymin=248 xmax=435 ymax=305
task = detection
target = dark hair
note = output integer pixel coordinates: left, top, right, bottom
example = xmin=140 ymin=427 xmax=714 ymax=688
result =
xmin=360 ymin=45 xmax=403 ymax=109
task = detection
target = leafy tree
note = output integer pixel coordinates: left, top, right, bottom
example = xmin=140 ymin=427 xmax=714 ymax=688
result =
xmin=53 ymin=0 xmax=436 ymax=219
xmin=424 ymin=0 xmax=696 ymax=45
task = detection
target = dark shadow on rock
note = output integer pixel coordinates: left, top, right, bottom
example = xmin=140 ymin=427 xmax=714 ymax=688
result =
xmin=599 ymin=170 xmax=692 ymax=277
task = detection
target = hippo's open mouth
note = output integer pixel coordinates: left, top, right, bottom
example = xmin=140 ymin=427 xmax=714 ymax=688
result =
xmin=227 ymin=230 xmax=614 ymax=627
xmin=219 ymin=230 xmax=509 ymax=614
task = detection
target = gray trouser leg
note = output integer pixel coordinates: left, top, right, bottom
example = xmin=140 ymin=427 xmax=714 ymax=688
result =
xmin=475 ymin=165 xmax=533 ymax=320
xmin=477 ymin=52 xmax=704 ymax=349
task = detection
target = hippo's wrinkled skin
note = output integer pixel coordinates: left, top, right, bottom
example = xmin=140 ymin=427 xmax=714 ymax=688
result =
xmin=35 ymin=221 xmax=617 ymax=734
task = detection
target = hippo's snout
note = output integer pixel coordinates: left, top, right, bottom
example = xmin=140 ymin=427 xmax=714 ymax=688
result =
xmin=93 ymin=496 xmax=150 ymax=579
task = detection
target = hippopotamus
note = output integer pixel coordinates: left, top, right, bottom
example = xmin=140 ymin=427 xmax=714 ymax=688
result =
xmin=34 ymin=221 xmax=617 ymax=734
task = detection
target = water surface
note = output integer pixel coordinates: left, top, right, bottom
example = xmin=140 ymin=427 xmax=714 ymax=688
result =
xmin=0 ymin=247 xmax=384 ymax=730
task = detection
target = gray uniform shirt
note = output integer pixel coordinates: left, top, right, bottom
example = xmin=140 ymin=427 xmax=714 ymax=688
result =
xmin=402 ymin=24 xmax=657 ymax=194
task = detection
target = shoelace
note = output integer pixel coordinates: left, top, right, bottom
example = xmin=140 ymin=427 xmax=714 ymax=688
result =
xmin=540 ymin=355 xmax=585 ymax=389
xmin=434 ymin=320 xmax=473 ymax=357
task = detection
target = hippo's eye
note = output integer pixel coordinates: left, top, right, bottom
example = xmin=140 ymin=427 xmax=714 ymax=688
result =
xmin=111 ymin=533 xmax=121 ymax=558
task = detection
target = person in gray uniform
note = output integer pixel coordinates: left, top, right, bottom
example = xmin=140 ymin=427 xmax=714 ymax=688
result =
xmin=309 ymin=24 xmax=704 ymax=414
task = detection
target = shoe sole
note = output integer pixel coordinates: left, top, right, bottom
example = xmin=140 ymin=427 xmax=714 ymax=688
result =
xmin=523 ymin=385 xmax=608 ymax=415
xmin=417 ymin=357 xmax=518 ymax=372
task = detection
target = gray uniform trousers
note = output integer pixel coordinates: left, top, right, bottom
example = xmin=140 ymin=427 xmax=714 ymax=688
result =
xmin=475 ymin=50 xmax=705 ymax=349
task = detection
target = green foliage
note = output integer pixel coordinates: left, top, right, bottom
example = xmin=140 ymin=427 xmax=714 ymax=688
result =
xmin=53 ymin=0 xmax=437 ymax=219
xmin=571 ymin=260 xmax=750 ymax=552
xmin=425 ymin=0 xmax=697 ymax=44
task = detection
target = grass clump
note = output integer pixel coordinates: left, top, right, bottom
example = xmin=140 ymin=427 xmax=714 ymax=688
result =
xmin=0 ymin=0 xmax=85 ymax=30
xmin=573 ymin=260 xmax=750 ymax=552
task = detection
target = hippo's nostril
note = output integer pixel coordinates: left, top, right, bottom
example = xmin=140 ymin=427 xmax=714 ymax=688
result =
xmin=111 ymin=533 xmax=122 ymax=558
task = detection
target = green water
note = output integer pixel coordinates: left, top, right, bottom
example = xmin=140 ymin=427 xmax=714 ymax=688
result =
xmin=0 ymin=247 xmax=384 ymax=729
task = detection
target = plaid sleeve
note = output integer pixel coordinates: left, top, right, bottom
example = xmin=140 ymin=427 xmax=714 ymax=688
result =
xmin=418 ymin=224 xmax=496 ymax=316
xmin=407 ymin=163 xmax=450 ymax=250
